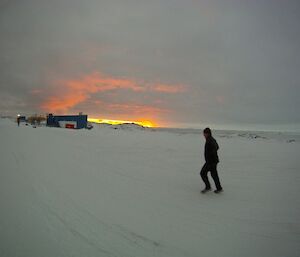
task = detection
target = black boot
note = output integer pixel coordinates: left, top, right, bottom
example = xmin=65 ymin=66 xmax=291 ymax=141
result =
xmin=201 ymin=188 xmax=211 ymax=194
xmin=214 ymin=189 xmax=223 ymax=194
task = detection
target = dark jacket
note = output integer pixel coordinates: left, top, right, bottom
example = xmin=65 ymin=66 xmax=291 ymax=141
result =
xmin=204 ymin=136 xmax=219 ymax=164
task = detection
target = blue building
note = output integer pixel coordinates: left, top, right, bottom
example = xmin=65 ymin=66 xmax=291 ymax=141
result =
xmin=46 ymin=113 xmax=88 ymax=129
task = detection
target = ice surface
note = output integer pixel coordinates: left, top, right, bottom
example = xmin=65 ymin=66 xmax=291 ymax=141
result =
xmin=0 ymin=118 xmax=299 ymax=257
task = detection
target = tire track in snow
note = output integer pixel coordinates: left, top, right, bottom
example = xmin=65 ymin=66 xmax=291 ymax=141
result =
xmin=33 ymin=184 xmax=170 ymax=257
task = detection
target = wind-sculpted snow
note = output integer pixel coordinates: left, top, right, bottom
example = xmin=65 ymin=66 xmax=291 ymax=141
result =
xmin=0 ymin=118 xmax=299 ymax=257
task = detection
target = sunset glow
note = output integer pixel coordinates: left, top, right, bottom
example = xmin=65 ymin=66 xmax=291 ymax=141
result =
xmin=88 ymin=118 xmax=156 ymax=128
xmin=39 ymin=72 xmax=187 ymax=114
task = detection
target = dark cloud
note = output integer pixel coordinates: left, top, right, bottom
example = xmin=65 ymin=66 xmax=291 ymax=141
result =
xmin=0 ymin=0 xmax=299 ymax=129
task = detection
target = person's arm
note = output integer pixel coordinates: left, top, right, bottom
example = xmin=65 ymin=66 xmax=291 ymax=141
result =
xmin=215 ymin=141 xmax=219 ymax=151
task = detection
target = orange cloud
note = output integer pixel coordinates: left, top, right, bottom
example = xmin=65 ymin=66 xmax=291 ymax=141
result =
xmin=149 ymin=83 xmax=186 ymax=93
xmin=39 ymin=72 xmax=187 ymax=115
xmin=106 ymin=103 xmax=169 ymax=115
xmin=41 ymin=93 xmax=87 ymax=113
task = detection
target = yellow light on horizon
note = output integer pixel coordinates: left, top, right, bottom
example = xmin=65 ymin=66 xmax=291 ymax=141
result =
xmin=88 ymin=118 xmax=156 ymax=128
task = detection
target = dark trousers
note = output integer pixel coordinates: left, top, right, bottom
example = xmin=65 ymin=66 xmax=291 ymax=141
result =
xmin=200 ymin=163 xmax=222 ymax=190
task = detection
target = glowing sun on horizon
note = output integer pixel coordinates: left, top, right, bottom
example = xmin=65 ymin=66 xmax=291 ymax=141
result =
xmin=88 ymin=118 xmax=156 ymax=128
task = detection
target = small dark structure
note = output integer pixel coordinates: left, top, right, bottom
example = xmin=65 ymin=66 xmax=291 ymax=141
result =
xmin=18 ymin=116 xmax=26 ymax=122
xmin=17 ymin=115 xmax=26 ymax=126
xmin=46 ymin=113 xmax=88 ymax=129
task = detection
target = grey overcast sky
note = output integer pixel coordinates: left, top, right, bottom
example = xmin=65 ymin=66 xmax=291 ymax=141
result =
xmin=0 ymin=0 xmax=299 ymax=129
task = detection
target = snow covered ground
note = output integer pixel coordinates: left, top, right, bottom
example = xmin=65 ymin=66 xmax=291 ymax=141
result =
xmin=0 ymin=118 xmax=299 ymax=257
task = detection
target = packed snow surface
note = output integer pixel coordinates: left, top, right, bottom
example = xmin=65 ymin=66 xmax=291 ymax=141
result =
xmin=0 ymin=118 xmax=299 ymax=257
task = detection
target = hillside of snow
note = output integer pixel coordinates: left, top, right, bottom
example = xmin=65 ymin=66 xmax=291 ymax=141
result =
xmin=0 ymin=118 xmax=299 ymax=257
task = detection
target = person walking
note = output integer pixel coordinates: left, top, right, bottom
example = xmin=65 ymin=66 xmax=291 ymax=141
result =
xmin=200 ymin=127 xmax=223 ymax=194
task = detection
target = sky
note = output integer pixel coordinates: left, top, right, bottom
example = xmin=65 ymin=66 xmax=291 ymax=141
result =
xmin=0 ymin=0 xmax=299 ymax=129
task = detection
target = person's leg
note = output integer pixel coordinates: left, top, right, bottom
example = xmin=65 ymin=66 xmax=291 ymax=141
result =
xmin=200 ymin=163 xmax=211 ymax=189
xmin=210 ymin=163 xmax=222 ymax=190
